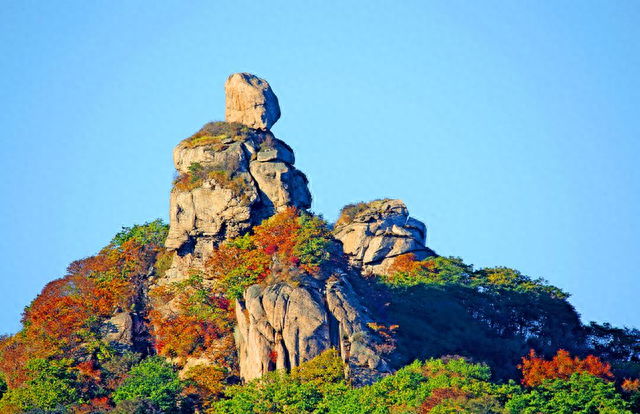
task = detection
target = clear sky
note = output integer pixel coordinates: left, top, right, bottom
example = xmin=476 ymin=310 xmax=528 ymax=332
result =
xmin=1 ymin=1 xmax=639 ymax=334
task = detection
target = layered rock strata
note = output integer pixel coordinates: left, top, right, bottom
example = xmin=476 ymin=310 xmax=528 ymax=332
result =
xmin=333 ymin=199 xmax=435 ymax=275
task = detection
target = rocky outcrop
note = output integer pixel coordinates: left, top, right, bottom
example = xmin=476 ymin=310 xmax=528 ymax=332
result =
xmin=163 ymin=123 xmax=311 ymax=283
xmin=101 ymin=312 xmax=133 ymax=350
xmin=333 ymin=199 xmax=435 ymax=275
xmin=158 ymin=74 xmax=410 ymax=386
xmin=235 ymin=269 xmax=390 ymax=385
xmin=225 ymin=73 xmax=281 ymax=130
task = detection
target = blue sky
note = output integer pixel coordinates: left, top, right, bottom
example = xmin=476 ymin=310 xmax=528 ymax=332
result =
xmin=1 ymin=1 xmax=639 ymax=334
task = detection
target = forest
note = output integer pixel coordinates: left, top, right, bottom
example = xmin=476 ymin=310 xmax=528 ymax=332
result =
xmin=1 ymin=211 xmax=639 ymax=413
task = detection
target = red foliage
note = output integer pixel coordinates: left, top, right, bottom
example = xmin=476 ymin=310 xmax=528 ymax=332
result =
xmin=0 ymin=233 xmax=164 ymax=397
xmin=519 ymin=349 xmax=614 ymax=386
xmin=419 ymin=387 xmax=469 ymax=413
xmin=269 ymin=350 xmax=278 ymax=363
xmin=252 ymin=207 xmax=301 ymax=264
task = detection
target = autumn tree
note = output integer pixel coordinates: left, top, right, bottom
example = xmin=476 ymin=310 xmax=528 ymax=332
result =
xmin=519 ymin=349 xmax=613 ymax=387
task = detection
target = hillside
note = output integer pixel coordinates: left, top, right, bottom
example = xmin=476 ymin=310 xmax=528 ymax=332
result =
xmin=1 ymin=73 xmax=639 ymax=414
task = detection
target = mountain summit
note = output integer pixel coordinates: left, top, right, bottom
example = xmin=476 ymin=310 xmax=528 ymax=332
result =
xmin=1 ymin=74 xmax=638 ymax=413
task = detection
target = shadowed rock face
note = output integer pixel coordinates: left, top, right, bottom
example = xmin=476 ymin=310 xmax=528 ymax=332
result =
xmin=225 ymin=73 xmax=281 ymax=131
xmin=235 ymin=269 xmax=390 ymax=386
xmin=333 ymin=199 xmax=435 ymax=275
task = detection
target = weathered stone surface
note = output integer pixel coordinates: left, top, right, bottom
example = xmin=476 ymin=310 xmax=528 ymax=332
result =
xmin=256 ymin=140 xmax=295 ymax=164
xmin=235 ymin=271 xmax=389 ymax=385
xmin=334 ymin=199 xmax=435 ymax=275
xmin=101 ymin=312 xmax=133 ymax=349
xmin=249 ymin=161 xmax=311 ymax=214
xmin=163 ymin=122 xmax=312 ymax=284
xmin=225 ymin=73 xmax=280 ymax=130
xmin=173 ymin=140 xmax=249 ymax=175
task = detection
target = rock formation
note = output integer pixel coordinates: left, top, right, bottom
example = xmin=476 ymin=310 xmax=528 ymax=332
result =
xmin=333 ymin=199 xmax=435 ymax=275
xmin=235 ymin=268 xmax=390 ymax=385
xmin=158 ymin=74 xmax=419 ymax=386
xmin=225 ymin=73 xmax=281 ymax=130
xmin=163 ymin=123 xmax=311 ymax=283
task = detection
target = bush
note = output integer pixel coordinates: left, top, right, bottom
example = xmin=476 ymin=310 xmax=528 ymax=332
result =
xmin=111 ymin=219 xmax=168 ymax=249
xmin=0 ymin=358 xmax=78 ymax=412
xmin=113 ymin=357 xmax=183 ymax=413
xmin=173 ymin=162 xmax=252 ymax=197
xmin=183 ymin=121 xmax=252 ymax=148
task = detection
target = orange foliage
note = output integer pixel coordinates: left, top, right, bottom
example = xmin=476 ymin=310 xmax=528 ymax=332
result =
xmin=388 ymin=253 xmax=434 ymax=274
xmin=252 ymin=207 xmax=301 ymax=265
xmin=519 ymin=349 xmax=613 ymax=387
xmin=622 ymin=378 xmax=640 ymax=392
xmin=0 ymin=229 xmax=165 ymax=400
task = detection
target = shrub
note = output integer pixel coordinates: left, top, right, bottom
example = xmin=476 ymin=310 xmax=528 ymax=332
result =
xmin=0 ymin=358 xmax=79 ymax=412
xmin=519 ymin=349 xmax=614 ymax=387
xmin=205 ymin=208 xmax=336 ymax=300
xmin=173 ymin=162 xmax=253 ymax=199
xmin=183 ymin=121 xmax=252 ymax=149
xmin=113 ymin=357 xmax=182 ymax=413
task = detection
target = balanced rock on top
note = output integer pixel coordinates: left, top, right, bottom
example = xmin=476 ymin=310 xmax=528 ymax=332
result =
xmin=225 ymin=73 xmax=281 ymax=130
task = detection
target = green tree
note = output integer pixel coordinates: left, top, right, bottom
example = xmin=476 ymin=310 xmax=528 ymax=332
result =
xmin=506 ymin=373 xmax=631 ymax=414
xmin=111 ymin=219 xmax=169 ymax=248
xmin=113 ymin=356 xmax=183 ymax=413
xmin=0 ymin=358 xmax=78 ymax=412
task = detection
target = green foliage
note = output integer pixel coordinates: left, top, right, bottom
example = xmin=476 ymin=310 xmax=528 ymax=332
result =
xmin=385 ymin=255 xmax=567 ymax=299
xmin=111 ymin=219 xmax=169 ymax=248
xmin=113 ymin=356 xmax=183 ymax=413
xmin=506 ymin=373 xmax=632 ymax=413
xmin=0 ymin=358 xmax=78 ymax=412
xmin=293 ymin=213 xmax=335 ymax=271
xmin=213 ymin=350 xmax=348 ymax=414
xmin=351 ymin=264 xmax=584 ymax=380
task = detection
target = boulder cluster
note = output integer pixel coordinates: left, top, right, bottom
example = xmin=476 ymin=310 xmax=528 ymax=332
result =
xmin=334 ymin=199 xmax=434 ymax=275
xmin=158 ymin=73 xmax=432 ymax=385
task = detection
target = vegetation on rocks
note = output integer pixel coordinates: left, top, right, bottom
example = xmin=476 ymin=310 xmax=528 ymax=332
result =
xmin=173 ymin=162 xmax=253 ymax=196
xmin=183 ymin=122 xmax=252 ymax=149
xmin=1 ymin=214 xmax=639 ymax=413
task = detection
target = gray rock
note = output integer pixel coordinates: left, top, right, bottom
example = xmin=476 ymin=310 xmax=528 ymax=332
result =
xmin=256 ymin=140 xmax=295 ymax=164
xmin=101 ymin=312 xmax=133 ymax=348
xmin=334 ymin=199 xmax=435 ymax=275
xmin=235 ymin=272 xmax=389 ymax=385
xmin=225 ymin=73 xmax=280 ymax=130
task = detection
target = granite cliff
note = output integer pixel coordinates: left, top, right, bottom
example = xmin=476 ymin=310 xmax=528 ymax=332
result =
xmin=154 ymin=73 xmax=431 ymax=384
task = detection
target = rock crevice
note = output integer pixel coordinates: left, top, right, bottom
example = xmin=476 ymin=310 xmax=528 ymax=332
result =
xmin=234 ymin=271 xmax=389 ymax=385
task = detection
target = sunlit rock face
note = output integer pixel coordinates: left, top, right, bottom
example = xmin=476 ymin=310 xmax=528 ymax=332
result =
xmin=225 ymin=73 xmax=281 ymax=131
xmin=162 ymin=125 xmax=311 ymax=284
xmin=333 ymin=199 xmax=435 ymax=275
xmin=158 ymin=74 xmax=394 ymax=385
xmin=235 ymin=268 xmax=390 ymax=386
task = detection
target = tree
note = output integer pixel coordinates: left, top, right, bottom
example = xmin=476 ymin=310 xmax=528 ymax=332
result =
xmin=520 ymin=349 xmax=613 ymax=387
xmin=113 ymin=357 xmax=183 ymax=413
xmin=506 ymin=373 xmax=631 ymax=414
xmin=0 ymin=358 xmax=78 ymax=412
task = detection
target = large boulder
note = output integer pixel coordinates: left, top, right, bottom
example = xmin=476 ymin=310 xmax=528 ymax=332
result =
xmin=333 ymin=199 xmax=435 ymax=275
xmin=225 ymin=73 xmax=281 ymax=130
xmin=235 ymin=270 xmax=390 ymax=385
